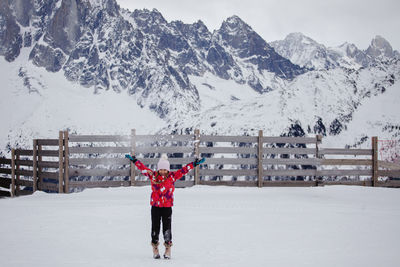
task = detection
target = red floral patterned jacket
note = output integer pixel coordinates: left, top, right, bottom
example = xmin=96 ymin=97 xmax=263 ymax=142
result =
xmin=134 ymin=160 xmax=195 ymax=207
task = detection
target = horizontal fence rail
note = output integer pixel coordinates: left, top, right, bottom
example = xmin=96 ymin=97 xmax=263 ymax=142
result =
xmin=1 ymin=131 xmax=400 ymax=197
xmin=136 ymin=134 xmax=194 ymax=142
xmin=68 ymin=135 xmax=131 ymax=142
xmin=319 ymin=148 xmax=373 ymax=155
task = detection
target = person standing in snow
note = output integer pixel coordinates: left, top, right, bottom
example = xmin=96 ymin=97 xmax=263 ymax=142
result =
xmin=126 ymin=153 xmax=205 ymax=259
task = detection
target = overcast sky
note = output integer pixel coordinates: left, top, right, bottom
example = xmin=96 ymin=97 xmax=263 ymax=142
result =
xmin=115 ymin=0 xmax=400 ymax=50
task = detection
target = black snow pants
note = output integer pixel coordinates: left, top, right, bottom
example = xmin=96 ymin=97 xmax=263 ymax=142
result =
xmin=151 ymin=206 xmax=172 ymax=245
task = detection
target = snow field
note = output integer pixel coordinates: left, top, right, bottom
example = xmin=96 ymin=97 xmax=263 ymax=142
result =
xmin=0 ymin=185 xmax=399 ymax=267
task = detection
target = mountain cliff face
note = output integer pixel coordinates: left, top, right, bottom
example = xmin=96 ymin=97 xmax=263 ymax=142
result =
xmin=366 ymin=35 xmax=396 ymax=59
xmin=0 ymin=0 xmax=399 ymax=152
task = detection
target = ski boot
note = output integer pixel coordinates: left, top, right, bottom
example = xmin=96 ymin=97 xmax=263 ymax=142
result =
xmin=151 ymin=242 xmax=160 ymax=259
xmin=163 ymin=241 xmax=173 ymax=259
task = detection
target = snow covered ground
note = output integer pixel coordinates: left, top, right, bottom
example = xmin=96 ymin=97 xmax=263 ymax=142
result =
xmin=1 ymin=185 xmax=399 ymax=267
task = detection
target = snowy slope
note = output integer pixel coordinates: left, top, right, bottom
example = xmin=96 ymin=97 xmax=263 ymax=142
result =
xmin=166 ymin=61 xmax=400 ymax=146
xmin=1 ymin=48 xmax=399 ymax=155
xmin=329 ymin=79 xmax=400 ymax=147
xmin=189 ymin=72 xmax=261 ymax=110
xmin=0 ymin=186 xmax=399 ymax=267
xmin=0 ymin=48 xmax=166 ymax=155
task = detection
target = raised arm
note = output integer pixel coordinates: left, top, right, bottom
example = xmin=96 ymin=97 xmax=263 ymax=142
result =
xmin=172 ymin=157 xmax=206 ymax=182
xmin=126 ymin=154 xmax=154 ymax=179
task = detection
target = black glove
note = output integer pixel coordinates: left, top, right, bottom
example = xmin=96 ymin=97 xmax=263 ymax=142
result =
xmin=193 ymin=157 xmax=206 ymax=166
xmin=125 ymin=154 xmax=137 ymax=163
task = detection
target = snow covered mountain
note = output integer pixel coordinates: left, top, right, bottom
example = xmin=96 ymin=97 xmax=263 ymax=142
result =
xmin=0 ymin=0 xmax=399 ymax=154
xmin=366 ymin=35 xmax=397 ymax=59
xmin=270 ymin=33 xmax=399 ymax=70
xmin=270 ymin=32 xmax=340 ymax=70
xmin=0 ymin=0 xmax=303 ymax=118
xmin=167 ymin=59 xmax=400 ymax=147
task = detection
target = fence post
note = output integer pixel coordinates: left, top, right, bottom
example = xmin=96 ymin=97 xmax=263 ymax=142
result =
xmin=130 ymin=129 xmax=136 ymax=186
xmin=194 ymin=129 xmax=200 ymax=185
xmin=38 ymin=144 xmax=43 ymax=191
xmin=16 ymin=151 xmax=20 ymax=196
xmin=11 ymin=149 xmax=15 ymax=197
xmin=315 ymin=135 xmax=323 ymax=186
xmin=58 ymin=131 xmax=64 ymax=193
xmin=64 ymin=131 xmax=69 ymax=193
xmin=372 ymin=136 xmax=378 ymax=187
xmin=33 ymin=139 xmax=38 ymax=192
xmin=258 ymin=130 xmax=263 ymax=188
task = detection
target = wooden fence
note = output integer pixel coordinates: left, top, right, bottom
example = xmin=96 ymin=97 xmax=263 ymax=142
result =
xmin=0 ymin=133 xmax=66 ymax=197
xmin=1 ymin=131 xmax=400 ymax=197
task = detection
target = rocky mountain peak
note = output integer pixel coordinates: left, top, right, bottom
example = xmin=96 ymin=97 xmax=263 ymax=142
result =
xmin=271 ymin=33 xmax=398 ymax=70
xmin=284 ymin=32 xmax=320 ymax=46
xmin=338 ymin=42 xmax=358 ymax=57
xmin=217 ymin=15 xmax=262 ymax=46
xmin=220 ymin=15 xmax=252 ymax=33
xmin=132 ymin=8 xmax=167 ymax=27
xmin=87 ymin=0 xmax=120 ymax=15
xmin=216 ymin=15 xmax=275 ymax=57
xmin=335 ymin=42 xmax=370 ymax=68
xmin=171 ymin=19 xmax=210 ymax=35
xmin=213 ymin=19 xmax=306 ymax=83
xmin=366 ymin=35 xmax=395 ymax=59
xmin=270 ymin=32 xmax=335 ymax=70
xmin=192 ymin=20 xmax=209 ymax=33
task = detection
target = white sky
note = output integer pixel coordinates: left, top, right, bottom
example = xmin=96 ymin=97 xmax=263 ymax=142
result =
xmin=115 ymin=0 xmax=400 ymax=50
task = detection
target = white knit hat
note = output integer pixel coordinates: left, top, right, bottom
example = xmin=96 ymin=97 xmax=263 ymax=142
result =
xmin=157 ymin=154 xmax=170 ymax=171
